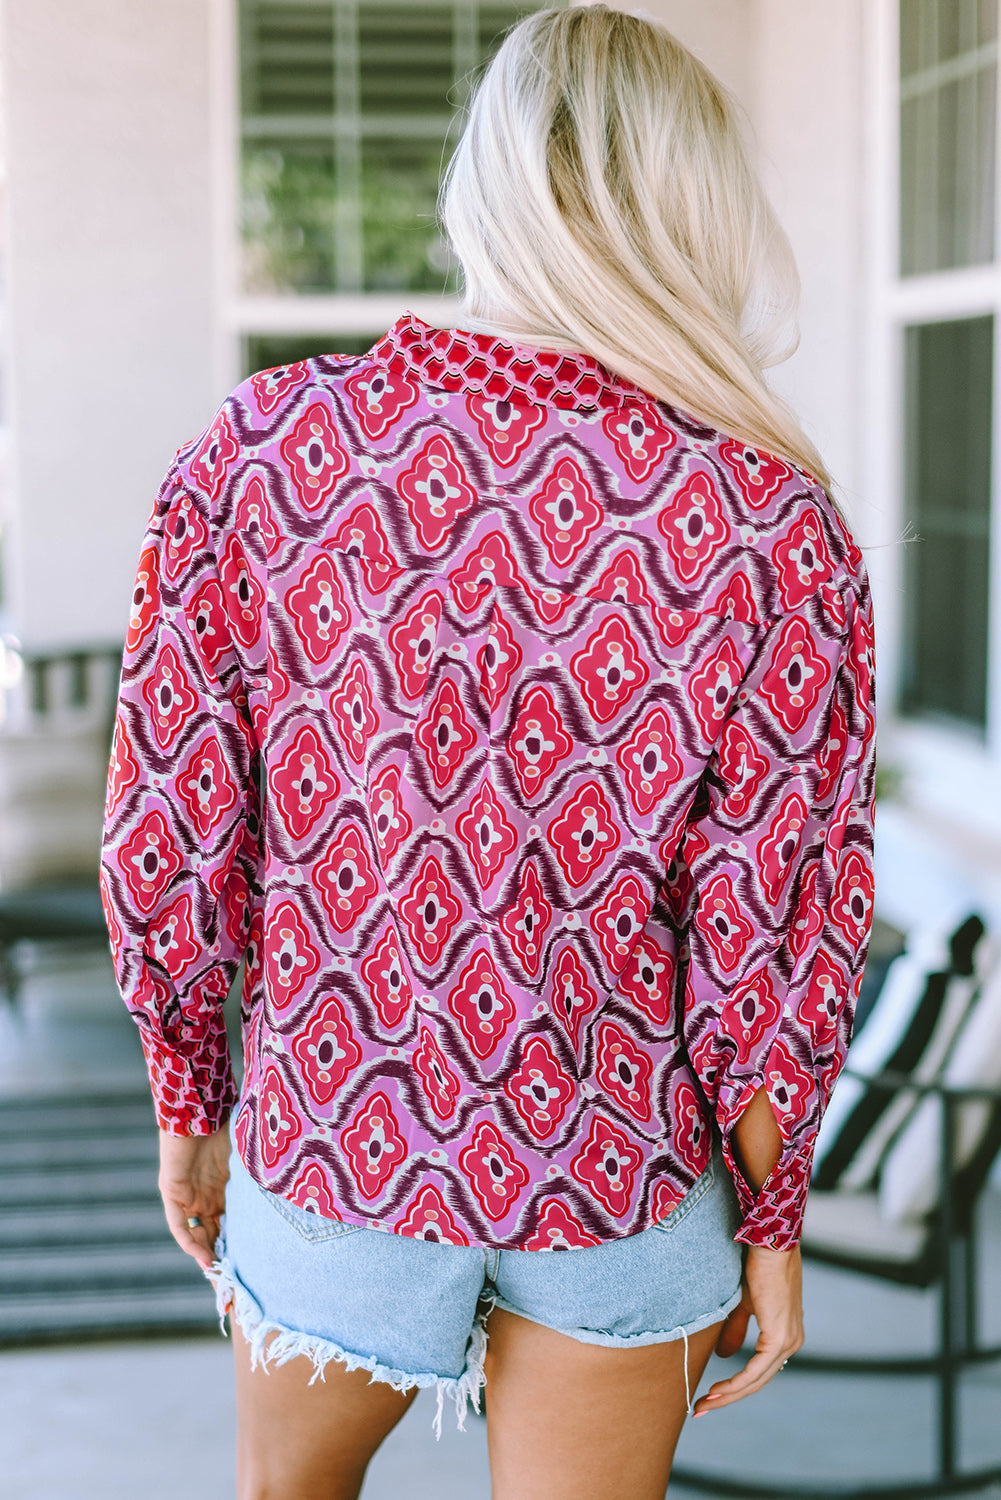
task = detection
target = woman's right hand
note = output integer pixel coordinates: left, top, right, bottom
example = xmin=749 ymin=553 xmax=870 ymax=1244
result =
xmin=158 ymin=1122 xmax=232 ymax=1271
xmin=692 ymin=1242 xmax=804 ymax=1415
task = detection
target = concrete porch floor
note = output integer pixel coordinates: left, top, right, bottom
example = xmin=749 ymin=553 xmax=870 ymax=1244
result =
xmin=1 ymin=946 xmax=1000 ymax=1498
xmin=3 ymin=1297 xmax=1001 ymax=1500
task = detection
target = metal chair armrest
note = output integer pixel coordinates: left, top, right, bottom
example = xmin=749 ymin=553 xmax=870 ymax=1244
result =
xmin=842 ymin=1068 xmax=1001 ymax=1103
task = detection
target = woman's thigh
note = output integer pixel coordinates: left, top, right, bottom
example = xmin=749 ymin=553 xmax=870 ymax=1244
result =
xmin=233 ymin=1321 xmax=418 ymax=1500
xmin=483 ymin=1306 xmax=722 ymax=1500
xmin=218 ymin=1145 xmax=489 ymax=1498
xmin=481 ymin=1143 xmax=742 ymax=1498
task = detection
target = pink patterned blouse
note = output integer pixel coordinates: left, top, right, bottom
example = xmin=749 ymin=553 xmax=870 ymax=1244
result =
xmin=101 ymin=312 xmax=875 ymax=1253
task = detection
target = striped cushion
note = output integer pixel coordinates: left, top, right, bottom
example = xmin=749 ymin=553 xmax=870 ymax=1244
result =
xmin=812 ymin=915 xmax=989 ymax=1191
xmin=879 ymin=959 xmax=1001 ymax=1223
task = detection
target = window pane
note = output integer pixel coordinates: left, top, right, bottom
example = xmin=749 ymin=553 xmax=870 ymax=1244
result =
xmin=245 ymin=332 xmax=378 ymax=376
xmin=361 ymin=138 xmax=453 ymax=291
xmin=241 ymin=3 xmax=335 ymax=116
xmin=239 ymin=2 xmax=551 ymax=296
xmin=358 ymin=4 xmax=454 ymax=117
xmin=357 ymin=3 xmax=456 ymax=292
xmin=899 ymin=0 xmax=997 ymax=275
xmin=901 ymin=317 xmax=992 ymax=729
xmin=242 ymin=141 xmax=337 ymax=293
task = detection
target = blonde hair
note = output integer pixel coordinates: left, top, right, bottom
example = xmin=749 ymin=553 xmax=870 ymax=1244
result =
xmin=441 ymin=4 xmax=833 ymax=497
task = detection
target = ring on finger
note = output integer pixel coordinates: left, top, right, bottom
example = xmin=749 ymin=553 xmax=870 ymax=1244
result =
xmin=186 ymin=1215 xmax=203 ymax=1229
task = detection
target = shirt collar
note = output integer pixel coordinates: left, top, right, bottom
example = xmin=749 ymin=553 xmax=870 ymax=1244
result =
xmin=372 ymin=311 xmax=645 ymax=411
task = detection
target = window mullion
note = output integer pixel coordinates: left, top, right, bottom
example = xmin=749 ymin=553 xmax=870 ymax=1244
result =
xmin=453 ymin=1 xmax=478 ymax=113
xmin=334 ymin=0 xmax=363 ymax=293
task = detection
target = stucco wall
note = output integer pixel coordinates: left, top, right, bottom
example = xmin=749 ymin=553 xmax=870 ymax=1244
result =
xmin=750 ymin=0 xmax=868 ymax=524
xmin=633 ymin=0 xmax=753 ymax=104
xmin=1 ymin=0 xmax=219 ymax=649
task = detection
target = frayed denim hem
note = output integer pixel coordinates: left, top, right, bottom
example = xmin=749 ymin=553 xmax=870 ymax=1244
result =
xmin=204 ymin=1254 xmax=488 ymax=1439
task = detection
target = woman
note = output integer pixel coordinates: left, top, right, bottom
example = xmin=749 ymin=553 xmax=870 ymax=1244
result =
xmin=101 ymin=7 xmax=875 ymax=1498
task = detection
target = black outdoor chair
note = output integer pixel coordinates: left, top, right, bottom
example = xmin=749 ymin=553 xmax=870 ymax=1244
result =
xmin=672 ymin=1070 xmax=1001 ymax=1499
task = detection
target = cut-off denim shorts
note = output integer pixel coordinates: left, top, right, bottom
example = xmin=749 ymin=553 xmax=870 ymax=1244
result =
xmin=209 ymin=1134 xmax=744 ymax=1435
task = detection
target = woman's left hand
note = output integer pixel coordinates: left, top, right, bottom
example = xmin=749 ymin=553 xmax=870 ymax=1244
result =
xmin=692 ymin=1242 xmax=804 ymax=1415
xmin=158 ymin=1123 xmax=232 ymax=1270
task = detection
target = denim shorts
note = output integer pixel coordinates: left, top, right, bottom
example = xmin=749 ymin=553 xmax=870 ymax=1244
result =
xmin=209 ymin=1136 xmax=743 ymax=1434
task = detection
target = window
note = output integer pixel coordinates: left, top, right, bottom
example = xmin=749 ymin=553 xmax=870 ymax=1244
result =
xmin=236 ymin=1 xmax=544 ymax=370
xmin=893 ymin=0 xmax=1000 ymax=739
xmin=901 ymin=317 xmax=993 ymax=727
xmin=899 ymin=0 xmax=997 ymax=275
xmin=244 ymin=331 xmax=377 ymax=371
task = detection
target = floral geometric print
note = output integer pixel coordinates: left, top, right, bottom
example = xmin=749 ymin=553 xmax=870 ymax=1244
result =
xmin=447 ymin=947 xmax=517 ymax=1059
xmin=280 ymin=402 xmax=349 ymax=512
xmin=292 ymin=997 xmax=362 ymax=1106
xmin=529 ymin=456 xmax=603 ymax=566
xmin=398 ymin=434 xmax=478 ymax=551
xmin=101 ymin=311 xmax=875 ymax=1254
xmin=341 ymin=1091 xmax=408 ymax=1199
xmin=504 ymin=1035 xmax=576 ymax=1139
xmin=395 ymin=1184 xmax=470 ymax=1244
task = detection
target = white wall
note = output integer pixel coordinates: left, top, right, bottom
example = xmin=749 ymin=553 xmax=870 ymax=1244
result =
xmin=1 ymin=0 xmax=220 ymax=650
xmin=634 ymin=0 xmax=754 ymax=104
xmin=750 ymin=0 xmax=868 ymax=527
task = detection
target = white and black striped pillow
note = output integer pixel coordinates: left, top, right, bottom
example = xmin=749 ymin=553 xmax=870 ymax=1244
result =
xmin=812 ymin=915 xmax=989 ymax=1191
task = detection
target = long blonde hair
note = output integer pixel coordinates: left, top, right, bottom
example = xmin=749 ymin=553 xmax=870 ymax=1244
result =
xmin=441 ymin=4 xmax=833 ymax=497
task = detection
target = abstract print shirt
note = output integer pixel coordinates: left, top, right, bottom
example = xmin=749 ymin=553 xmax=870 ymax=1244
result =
xmin=101 ymin=313 xmax=876 ymax=1253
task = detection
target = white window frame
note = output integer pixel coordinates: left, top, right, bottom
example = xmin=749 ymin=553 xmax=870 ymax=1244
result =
xmin=865 ymin=0 xmax=1001 ymax=842
xmin=208 ymin=0 xmax=555 ymax=396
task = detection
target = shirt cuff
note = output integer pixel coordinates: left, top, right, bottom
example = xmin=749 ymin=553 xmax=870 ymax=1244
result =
xmin=138 ymin=1031 xmax=237 ymax=1135
xmin=722 ymin=1137 xmax=813 ymax=1251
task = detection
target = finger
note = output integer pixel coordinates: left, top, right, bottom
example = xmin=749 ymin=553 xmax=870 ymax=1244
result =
xmin=162 ymin=1196 xmax=219 ymax=1270
xmin=693 ymin=1344 xmax=794 ymax=1414
xmin=188 ymin=1214 xmax=221 ymax=1258
xmin=171 ymin=1220 xmax=214 ymax=1270
xmin=695 ymin=1338 xmax=790 ymax=1404
xmin=715 ymin=1302 xmax=750 ymax=1359
xmin=714 ymin=1276 xmax=752 ymax=1357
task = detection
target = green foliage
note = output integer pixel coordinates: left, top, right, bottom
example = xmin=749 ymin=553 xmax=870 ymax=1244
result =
xmin=360 ymin=143 xmax=458 ymax=293
xmin=242 ymin=147 xmax=338 ymax=293
xmin=241 ymin=140 xmax=459 ymax=295
xmin=874 ymin=758 xmax=903 ymax=803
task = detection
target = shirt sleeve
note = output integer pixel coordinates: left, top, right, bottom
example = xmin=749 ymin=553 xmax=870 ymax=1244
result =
xmin=100 ymin=467 xmax=262 ymax=1135
xmin=674 ymin=573 xmax=875 ymax=1249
